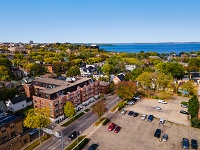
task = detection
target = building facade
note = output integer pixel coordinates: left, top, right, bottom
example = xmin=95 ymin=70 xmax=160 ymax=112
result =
xmin=24 ymin=77 xmax=100 ymax=122
xmin=0 ymin=112 xmax=30 ymax=150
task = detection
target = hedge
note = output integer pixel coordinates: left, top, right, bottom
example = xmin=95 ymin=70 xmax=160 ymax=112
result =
xmin=85 ymin=108 xmax=90 ymax=112
xmin=94 ymin=117 xmax=106 ymax=126
xmin=62 ymin=112 xmax=85 ymax=127
xmin=180 ymin=101 xmax=188 ymax=106
xmin=73 ymin=138 xmax=90 ymax=150
xmin=65 ymin=135 xmax=86 ymax=150
xmin=102 ymin=118 xmax=110 ymax=126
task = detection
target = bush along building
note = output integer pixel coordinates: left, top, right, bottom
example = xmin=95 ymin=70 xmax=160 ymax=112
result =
xmin=24 ymin=76 xmax=100 ymax=122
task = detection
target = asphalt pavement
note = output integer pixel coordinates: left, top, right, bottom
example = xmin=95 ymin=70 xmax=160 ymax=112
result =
xmin=34 ymin=94 xmax=121 ymax=150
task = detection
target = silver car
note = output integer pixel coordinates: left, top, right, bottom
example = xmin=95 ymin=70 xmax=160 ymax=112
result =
xmin=141 ymin=114 xmax=147 ymax=120
xmin=162 ymin=134 xmax=168 ymax=141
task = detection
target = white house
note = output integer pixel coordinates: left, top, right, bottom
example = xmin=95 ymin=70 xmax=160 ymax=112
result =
xmin=6 ymin=96 xmax=32 ymax=112
xmin=125 ymin=65 xmax=136 ymax=71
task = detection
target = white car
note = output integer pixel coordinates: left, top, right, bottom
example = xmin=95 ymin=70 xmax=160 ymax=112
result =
xmin=154 ymin=106 xmax=161 ymax=110
xmin=158 ymin=100 xmax=167 ymax=104
xmin=159 ymin=118 xmax=165 ymax=124
xmin=127 ymin=100 xmax=135 ymax=105
xmin=141 ymin=114 xmax=147 ymax=120
xmin=121 ymin=109 xmax=127 ymax=115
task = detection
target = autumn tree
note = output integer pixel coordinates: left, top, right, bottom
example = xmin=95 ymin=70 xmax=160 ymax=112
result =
xmin=92 ymin=100 xmax=106 ymax=119
xmin=115 ymin=81 xmax=137 ymax=101
xmin=0 ymin=66 xmax=10 ymax=81
xmin=64 ymin=101 xmax=76 ymax=118
xmin=181 ymin=80 xmax=196 ymax=96
xmin=66 ymin=65 xmax=80 ymax=77
xmin=23 ymin=108 xmax=51 ymax=143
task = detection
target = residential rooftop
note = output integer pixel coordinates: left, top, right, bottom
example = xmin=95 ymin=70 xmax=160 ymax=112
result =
xmin=33 ymin=77 xmax=93 ymax=94
xmin=0 ymin=112 xmax=20 ymax=127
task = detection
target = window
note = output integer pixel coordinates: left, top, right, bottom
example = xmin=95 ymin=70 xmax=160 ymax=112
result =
xmin=22 ymin=104 xmax=24 ymax=107
xmin=10 ymin=125 xmax=15 ymax=129
xmin=1 ymin=129 xmax=6 ymax=133
xmin=35 ymin=105 xmax=37 ymax=108
xmin=49 ymin=103 xmax=52 ymax=108
xmin=3 ymin=136 xmax=7 ymax=139
xmin=45 ymin=95 xmax=49 ymax=98
xmin=34 ymin=100 xmax=37 ymax=103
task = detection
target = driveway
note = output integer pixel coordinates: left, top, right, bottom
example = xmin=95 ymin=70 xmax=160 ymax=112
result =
xmin=126 ymin=96 xmax=190 ymax=126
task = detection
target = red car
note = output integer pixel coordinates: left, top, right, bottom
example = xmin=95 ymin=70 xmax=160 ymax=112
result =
xmin=108 ymin=123 xmax=116 ymax=131
xmin=114 ymin=126 xmax=121 ymax=133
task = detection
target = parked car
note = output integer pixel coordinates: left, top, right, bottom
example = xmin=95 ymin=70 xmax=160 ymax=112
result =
xmin=159 ymin=118 xmax=165 ymax=125
xmin=158 ymin=100 xmax=167 ymax=104
xmin=141 ymin=114 xmax=147 ymax=120
xmin=162 ymin=134 xmax=168 ymax=142
xmin=133 ymin=112 xmax=139 ymax=117
xmin=114 ymin=126 xmax=121 ymax=133
xmin=148 ymin=115 xmax=154 ymax=122
xmin=121 ymin=109 xmax=127 ymax=115
xmin=128 ymin=111 xmax=134 ymax=116
xmin=181 ymin=104 xmax=188 ymax=108
xmin=154 ymin=106 xmax=161 ymax=110
xmin=127 ymin=100 xmax=135 ymax=105
xmin=191 ymin=139 xmax=198 ymax=149
xmin=108 ymin=123 xmax=116 ymax=131
xmin=182 ymin=138 xmax=189 ymax=149
xmin=29 ymin=128 xmax=39 ymax=136
xmin=154 ymin=129 xmax=161 ymax=138
xmin=68 ymin=131 xmax=79 ymax=140
xmin=180 ymin=110 xmax=189 ymax=115
xmin=88 ymin=144 xmax=98 ymax=150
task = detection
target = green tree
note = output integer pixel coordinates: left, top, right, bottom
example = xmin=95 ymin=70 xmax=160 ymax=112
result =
xmin=28 ymin=63 xmax=47 ymax=77
xmin=66 ymin=65 xmax=80 ymax=77
xmin=188 ymin=95 xmax=199 ymax=117
xmin=92 ymin=100 xmax=106 ymax=119
xmin=23 ymin=108 xmax=51 ymax=143
xmin=0 ymin=88 xmax=19 ymax=101
xmin=101 ymin=63 xmax=112 ymax=75
xmin=64 ymin=101 xmax=76 ymax=118
xmin=115 ymin=81 xmax=137 ymax=101
xmin=0 ymin=66 xmax=10 ymax=81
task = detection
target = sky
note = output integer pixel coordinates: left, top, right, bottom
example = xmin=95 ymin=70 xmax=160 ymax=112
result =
xmin=1 ymin=0 xmax=200 ymax=43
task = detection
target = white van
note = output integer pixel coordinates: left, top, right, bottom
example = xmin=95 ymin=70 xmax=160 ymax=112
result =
xmin=158 ymin=100 xmax=167 ymax=104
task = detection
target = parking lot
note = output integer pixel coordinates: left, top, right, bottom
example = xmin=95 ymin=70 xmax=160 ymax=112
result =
xmin=127 ymin=96 xmax=190 ymax=126
xmin=85 ymin=111 xmax=200 ymax=150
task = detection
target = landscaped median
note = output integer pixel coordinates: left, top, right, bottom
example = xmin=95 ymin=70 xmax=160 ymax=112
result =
xmin=23 ymin=134 xmax=51 ymax=150
xmin=62 ymin=112 xmax=85 ymax=127
xmin=65 ymin=135 xmax=90 ymax=150
xmin=111 ymin=100 xmax=126 ymax=112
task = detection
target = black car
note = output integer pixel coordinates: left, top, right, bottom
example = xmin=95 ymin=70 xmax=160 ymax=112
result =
xmin=182 ymin=138 xmax=189 ymax=149
xmin=128 ymin=111 xmax=134 ymax=116
xmin=88 ymin=144 xmax=98 ymax=150
xmin=180 ymin=110 xmax=189 ymax=115
xmin=148 ymin=115 xmax=154 ymax=122
xmin=133 ymin=112 xmax=139 ymax=117
xmin=68 ymin=131 xmax=79 ymax=140
xmin=154 ymin=129 xmax=161 ymax=138
xmin=191 ymin=139 xmax=198 ymax=149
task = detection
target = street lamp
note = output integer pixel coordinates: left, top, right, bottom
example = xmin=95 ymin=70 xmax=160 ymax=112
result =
xmin=55 ymin=130 xmax=64 ymax=150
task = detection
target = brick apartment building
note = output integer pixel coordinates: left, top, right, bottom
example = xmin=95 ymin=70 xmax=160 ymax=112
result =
xmin=0 ymin=112 xmax=30 ymax=150
xmin=24 ymin=77 xmax=100 ymax=122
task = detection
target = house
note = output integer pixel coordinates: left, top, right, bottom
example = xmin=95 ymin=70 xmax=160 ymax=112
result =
xmin=0 ymin=81 xmax=15 ymax=89
xmin=125 ymin=65 xmax=136 ymax=71
xmin=12 ymin=67 xmax=24 ymax=78
xmin=0 ymin=101 xmax=7 ymax=112
xmin=113 ymin=73 xmax=125 ymax=84
xmin=6 ymin=96 xmax=32 ymax=112
xmin=0 ymin=111 xmax=30 ymax=150
xmin=190 ymin=72 xmax=200 ymax=83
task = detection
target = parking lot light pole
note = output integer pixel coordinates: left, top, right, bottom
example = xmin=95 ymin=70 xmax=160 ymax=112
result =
xmin=57 ymin=130 xmax=64 ymax=150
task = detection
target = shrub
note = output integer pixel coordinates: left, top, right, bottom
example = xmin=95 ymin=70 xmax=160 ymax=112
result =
xmin=41 ymin=134 xmax=51 ymax=141
xmin=94 ymin=117 xmax=106 ymax=126
xmin=65 ymin=136 xmax=86 ymax=150
xmin=180 ymin=101 xmax=188 ymax=106
xmin=62 ymin=112 xmax=85 ymax=127
xmin=152 ymin=96 xmax=159 ymax=99
xmin=84 ymin=108 xmax=90 ymax=112
xmin=24 ymin=141 xmax=40 ymax=150
xmin=102 ymin=118 xmax=110 ymax=126
xmin=73 ymin=138 xmax=90 ymax=150
xmin=191 ymin=117 xmax=200 ymax=128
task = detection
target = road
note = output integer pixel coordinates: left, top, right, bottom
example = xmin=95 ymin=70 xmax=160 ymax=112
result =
xmin=35 ymin=94 xmax=121 ymax=150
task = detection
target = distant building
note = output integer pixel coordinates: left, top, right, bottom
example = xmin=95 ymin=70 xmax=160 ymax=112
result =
xmin=29 ymin=41 xmax=33 ymax=44
xmin=99 ymin=81 xmax=110 ymax=94
xmin=125 ymin=65 xmax=136 ymax=71
xmin=0 ymin=112 xmax=30 ymax=150
xmin=113 ymin=73 xmax=125 ymax=84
